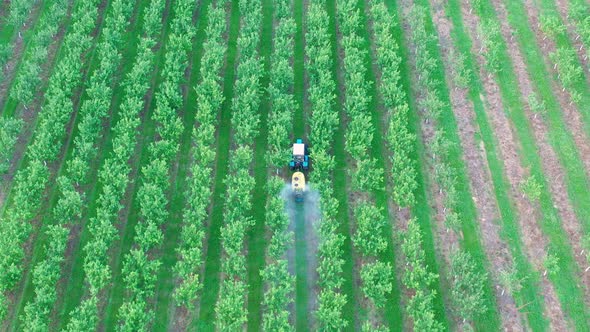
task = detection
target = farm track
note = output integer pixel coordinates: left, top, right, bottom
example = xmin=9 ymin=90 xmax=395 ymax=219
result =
xmin=6 ymin=1 xmax=146 ymax=330
xmin=398 ymin=0 xmax=504 ymax=329
xmin=292 ymin=0 xmax=309 ymax=330
xmin=50 ymin=0 xmax=175 ymax=329
xmin=245 ymin=0 xmax=272 ymax=330
xmin=471 ymin=0 xmax=590 ymax=328
xmin=150 ymin=0 xmax=212 ymax=330
xmin=324 ymin=0 xmax=357 ymax=329
xmin=379 ymin=0 xmax=451 ymax=328
xmin=195 ymin=0 xmax=240 ymax=329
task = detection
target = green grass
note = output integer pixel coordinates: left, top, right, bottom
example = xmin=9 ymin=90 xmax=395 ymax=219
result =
xmin=99 ymin=0 xmax=210 ymax=330
xmin=245 ymin=0 xmax=273 ymax=330
xmin=533 ymin=0 xmax=590 ymax=134
xmin=391 ymin=0 xmax=505 ymax=329
xmin=473 ymin=0 xmax=590 ymax=328
xmin=443 ymin=0 xmax=549 ymax=329
xmin=340 ymin=0 xmax=407 ymax=329
xmin=1 ymin=0 xmax=115 ymax=329
xmin=195 ymin=0 xmax=240 ymax=330
xmin=324 ymin=0 xmax=358 ymax=329
xmin=502 ymin=0 xmax=590 ymax=235
xmin=0 ymin=0 xmax=45 ymax=95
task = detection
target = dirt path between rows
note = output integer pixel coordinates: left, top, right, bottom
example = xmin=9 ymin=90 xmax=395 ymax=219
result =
xmin=428 ymin=0 xmax=524 ymax=329
xmin=493 ymin=0 xmax=590 ymax=305
xmin=460 ymin=1 xmax=567 ymax=329
xmin=520 ymin=0 xmax=590 ymax=182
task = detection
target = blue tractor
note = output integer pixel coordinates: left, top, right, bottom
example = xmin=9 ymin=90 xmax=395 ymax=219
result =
xmin=289 ymin=139 xmax=309 ymax=171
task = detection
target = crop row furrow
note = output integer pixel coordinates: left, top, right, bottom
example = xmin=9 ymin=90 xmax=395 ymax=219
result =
xmin=403 ymin=2 xmax=501 ymax=328
xmin=0 ymin=0 xmax=103 ymax=320
xmin=470 ymin=0 xmax=590 ymax=327
xmin=213 ymin=0 xmax=263 ymax=329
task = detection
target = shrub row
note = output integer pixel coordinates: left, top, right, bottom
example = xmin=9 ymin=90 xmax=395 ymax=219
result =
xmin=59 ymin=0 xmax=166 ymax=330
xmin=261 ymin=0 xmax=296 ymax=329
xmin=336 ymin=1 xmax=392 ymax=329
xmin=0 ymin=0 xmax=69 ymax=175
xmin=0 ymin=0 xmax=103 ymax=320
xmin=306 ymin=1 xmax=348 ymax=330
xmin=172 ymin=1 xmax=228 ymax=310
xmin=115 ymin=0 xmax=197 ymax=329
xmin=214 ymin=0 xmax=264 ymax=329
xmin=20 ymin=0 xmax=136 ymax=329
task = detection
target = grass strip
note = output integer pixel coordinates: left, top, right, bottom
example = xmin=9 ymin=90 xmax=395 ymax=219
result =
xmin=473 ymin=0 xmax=590 ymax=327
xmin=443 ymin=0 xmax=548 ymax=329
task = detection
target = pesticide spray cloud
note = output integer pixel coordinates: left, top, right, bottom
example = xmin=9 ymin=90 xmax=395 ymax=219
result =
xmin=281 ymin=182 xmax=321 ymax=320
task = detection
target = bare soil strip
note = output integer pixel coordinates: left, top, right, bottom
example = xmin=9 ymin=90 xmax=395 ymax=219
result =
xmin=428 ymin=1 xmax=524 ymax=329
xmin=460 ymin=1 xmax=568 ymax=328
xmin=491 ymin=0 xmax=590 ymax=303
xmin=520 ymin=0 xmax=590 ymax=179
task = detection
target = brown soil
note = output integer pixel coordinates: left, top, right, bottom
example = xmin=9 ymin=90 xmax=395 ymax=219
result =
xmin=520 ymin=0 xmax=590 ymax=182
xmin=460 ymin=1 xmax=569 ymax=329
xmin=553 ymin=0 xmax=590 ymax=82
xmin=428 ymin=0 xmax=525 ymax=329
xmin=398 ymin=0 xmax=460 ymax=328
xmin=494 ymin=0 xmax=590 ymax=314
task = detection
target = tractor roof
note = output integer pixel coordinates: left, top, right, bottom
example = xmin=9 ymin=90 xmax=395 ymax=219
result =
xmin=293 ymin=143 xmax=305 ymax=156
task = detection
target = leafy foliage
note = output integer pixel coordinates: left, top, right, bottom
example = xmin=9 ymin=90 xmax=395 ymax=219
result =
xmin=306 ymin=1 xmax=347 ymax=329
xmin=0 ymin=0 xmax=104 ymax=320
xmin=261 ymin=0 xmax=296 ymax=329
xmin=215 ymin=0 xmax=264 ymax=329
xmin=369 ymin=1 xmax=417 ymax=208
xmin=114 ymin=0 xmax=196 ymax=330
xmin=450 ymin=251 xmax=488 ymax=323
xmin=173 ymin=2 xmax=228 ymax=310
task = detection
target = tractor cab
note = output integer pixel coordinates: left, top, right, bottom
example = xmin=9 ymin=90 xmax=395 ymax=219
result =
xmin=289 ymin=138 xmax=309 ymax=171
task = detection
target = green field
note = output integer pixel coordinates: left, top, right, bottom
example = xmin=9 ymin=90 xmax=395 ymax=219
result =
xmin=1 ymin=0 xmax=590 ymax=330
